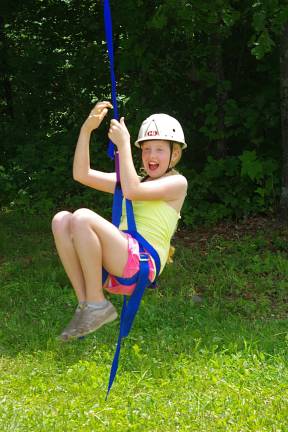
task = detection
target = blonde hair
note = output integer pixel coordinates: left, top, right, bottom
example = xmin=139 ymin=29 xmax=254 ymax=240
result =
xmin=170 ymin=142 xmax=183 ymax=168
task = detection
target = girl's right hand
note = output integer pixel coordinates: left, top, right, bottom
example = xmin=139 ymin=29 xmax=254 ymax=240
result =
xmin=82 ymin=101 xmax=113 ymax=132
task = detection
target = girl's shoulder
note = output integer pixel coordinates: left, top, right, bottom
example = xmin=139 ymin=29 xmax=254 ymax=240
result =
xmin=140 ymin=170 xmax=187 ymax=188
xmin=166 ymin=170 xmax=188 ymax=187
xmin=162 ymin=171 xmax=187 ymax=213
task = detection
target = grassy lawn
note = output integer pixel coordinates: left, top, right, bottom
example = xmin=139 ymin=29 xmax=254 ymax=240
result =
xmin=0 ymin=212 xmax=287 ymax=431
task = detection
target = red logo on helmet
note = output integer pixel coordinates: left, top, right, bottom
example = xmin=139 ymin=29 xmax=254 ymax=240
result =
xmin=147 ymin=131 xmax=159 ymax=136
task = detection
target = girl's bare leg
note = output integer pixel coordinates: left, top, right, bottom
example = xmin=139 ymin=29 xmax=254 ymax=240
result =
xmin=68 ymin=208 xmax=130 ymax=338
xmin=52 ymin=209 xmax=128 ymax=341
xmin=52 ymin=208 xmax=130 ymax=339
xmin=70 ymin=208 xmax=129 ymax=302
xmin=51 ymin=211 xmax=86 ymax=302
xmin=52 ymin=209 xmax=129 ymax=303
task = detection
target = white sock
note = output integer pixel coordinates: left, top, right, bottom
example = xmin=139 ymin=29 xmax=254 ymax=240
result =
xmin=86 ymin=300 xmax=109 ymax=310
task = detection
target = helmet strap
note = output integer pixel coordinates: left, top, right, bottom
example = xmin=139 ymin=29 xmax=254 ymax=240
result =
xmin=165 ymin=141 xmax=174 ymax=173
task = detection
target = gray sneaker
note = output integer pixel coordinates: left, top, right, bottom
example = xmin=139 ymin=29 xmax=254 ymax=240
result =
xmin=59 ymin=304 xmax=85 ymax=341
xmin=76 ymin=301 xmax=118 ymax=337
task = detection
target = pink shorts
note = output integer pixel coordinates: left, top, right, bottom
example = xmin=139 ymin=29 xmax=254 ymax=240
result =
xmin=104 ymin=233 xmax=156 ymax=296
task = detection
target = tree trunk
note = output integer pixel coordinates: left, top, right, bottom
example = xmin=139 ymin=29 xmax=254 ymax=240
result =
xmin=0 ymin=15 xmax=14 ymax=119
xmin=279 ymin=20 xmax=288 ymax=221
xmin=212 ymin=31 xmax=228 ymax=159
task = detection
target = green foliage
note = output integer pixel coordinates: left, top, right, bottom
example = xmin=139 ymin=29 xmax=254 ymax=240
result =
xmin=249 ymin=1 xmax=288 ymax=59
xmin=0 ymin=165 xmax=17 ymax=205
xmin=181 ymin=152 xmax=279 ymax=226
xmin=0 ymin=126 xmax=113 ymax=217
xmin=0 ymin=0 xmax=284 ymax=223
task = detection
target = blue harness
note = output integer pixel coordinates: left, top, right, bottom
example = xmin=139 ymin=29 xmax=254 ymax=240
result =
xmin=103 ymin=0 xmax=161 ymax=398
xmin=104 ymin=185 xmax=161 ymax=399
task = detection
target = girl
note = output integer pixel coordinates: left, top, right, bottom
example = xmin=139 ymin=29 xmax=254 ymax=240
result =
xmin=52 ymin=101 xmax=188 ymax=341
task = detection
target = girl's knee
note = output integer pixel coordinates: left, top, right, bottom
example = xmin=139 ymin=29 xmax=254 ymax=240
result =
xmin=51 ymin=211 xmax=72 ymax=235
xmin=71 ymin=208 xmax=94 ymax=233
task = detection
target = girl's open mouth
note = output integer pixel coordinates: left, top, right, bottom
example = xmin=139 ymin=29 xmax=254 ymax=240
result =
xmin=148 ymin=162 xmax=159 ymax=171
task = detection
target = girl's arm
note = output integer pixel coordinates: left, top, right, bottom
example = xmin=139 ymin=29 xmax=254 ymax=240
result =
xmin=108 ymin=118 xmax=187 ymax=201
xmin=73 ymin=102 xmax=116 ymax=194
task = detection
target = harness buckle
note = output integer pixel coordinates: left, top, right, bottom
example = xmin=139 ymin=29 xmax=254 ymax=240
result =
xmin=139 ymin=253 xmax=149 ymax=262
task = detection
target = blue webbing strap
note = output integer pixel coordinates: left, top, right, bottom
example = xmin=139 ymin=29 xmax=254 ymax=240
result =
xmin=125 ymin=199 xmax=137 ymax=232
xmin=103 ymin=0 xmax=119 ymax=159
xmin=106 ymin=184 xmax=161 ymax=398
xmin=103 ymin=0 xmax=161 ymax=399
xmin=111 ymin=186 xmax=161 ymax=274
xmin=106 ymin=255 xmax=150 ymax=399
xmin=112 ymin=183 xmax=123 ymax=227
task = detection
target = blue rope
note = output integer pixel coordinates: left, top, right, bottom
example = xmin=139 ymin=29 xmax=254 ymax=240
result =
xmin=102 ymin=0 xmax=161 ymax=399
xmin=106 ymin=256 xmax=150 ymax=399
xmin=105 ymin=187 xmax=161 ymax=399
xmin=103 ymin=0 xmax=119 ymax=159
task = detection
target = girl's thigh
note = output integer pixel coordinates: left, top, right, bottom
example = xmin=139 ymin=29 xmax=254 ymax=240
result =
xmin=72 ymin=208 xmax=129 ymax=277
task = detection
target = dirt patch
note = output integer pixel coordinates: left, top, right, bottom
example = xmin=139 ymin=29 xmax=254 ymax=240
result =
xmin=175 ymin=216 xmax=288 ymax=248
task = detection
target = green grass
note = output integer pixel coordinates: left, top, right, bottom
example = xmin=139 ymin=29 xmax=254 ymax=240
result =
xmin=0 ymin=212 xmax=287 ymax=431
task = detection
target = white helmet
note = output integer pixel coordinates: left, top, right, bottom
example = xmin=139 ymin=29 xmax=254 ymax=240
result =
xmin=135 ymin=113 xmax=187 ymax=149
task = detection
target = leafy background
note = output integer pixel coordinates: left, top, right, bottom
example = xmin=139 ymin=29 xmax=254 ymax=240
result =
xmin=1 ymin=0 xmax=288 ymax=224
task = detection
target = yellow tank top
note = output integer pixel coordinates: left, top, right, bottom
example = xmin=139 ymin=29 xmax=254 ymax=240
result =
xmin=119 ymin=200 xmax=180 ymax=273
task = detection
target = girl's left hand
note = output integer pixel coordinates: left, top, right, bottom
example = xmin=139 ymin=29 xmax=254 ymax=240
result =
xmin=108 ymin=117 xmax=130 ymax=149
